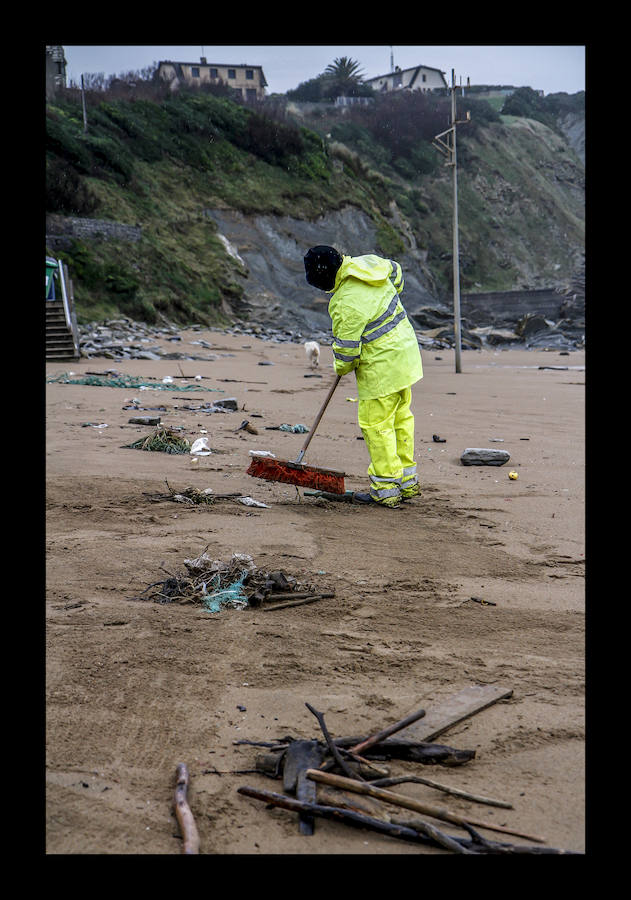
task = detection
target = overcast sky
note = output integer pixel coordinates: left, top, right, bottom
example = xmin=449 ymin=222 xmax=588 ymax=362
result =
xmin=62 ymin=45 xmax=585 ymax=97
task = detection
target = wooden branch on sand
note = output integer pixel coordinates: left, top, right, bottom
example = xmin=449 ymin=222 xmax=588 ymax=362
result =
xmin=174 ymin=763 xmax=200 ymax=854
xmin=347 ymin=706 xmax=426 ymax=756
xmin=305 ymin=703 xmax=365 ymax=782
xmin=238 ymin=784 xmax=444 ymax=849
xmin=305 ymin=769 xmax=545 ymax=843
xmin=335 ymin=736 xmax=476 ymax=767
xmin=237 ymin=785 xmax=576 ymax=854
xmin=263 ymin=593 xmax=334 ymax=611
xmin=369 ymin=774 xmax=513 ymax=809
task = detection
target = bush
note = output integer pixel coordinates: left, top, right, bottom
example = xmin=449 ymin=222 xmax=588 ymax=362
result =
xmin=242 ymin=113 xmax=304 ymax=165
xmin=84 ymin=133 xmax=135 ymax=180
xmin=46 ymin=158 xmax=97 ymax=214
xmin=287 ymin=76 xmax=328 ymax=102
xmin=97 ymin=101 xmax=164 ymax=163
xmin=46 ymin=109 xmax=93 ymax=174
xmin=501 ymin=87 xmax=557 ymax=130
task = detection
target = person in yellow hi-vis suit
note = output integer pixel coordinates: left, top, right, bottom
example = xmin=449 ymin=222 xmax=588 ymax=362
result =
xmin=303 ymin=245 xmax=423 ymax=509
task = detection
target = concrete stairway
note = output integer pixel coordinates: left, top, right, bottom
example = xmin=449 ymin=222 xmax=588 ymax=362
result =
xmin=46 ymin=299 xmax=79 ymax=360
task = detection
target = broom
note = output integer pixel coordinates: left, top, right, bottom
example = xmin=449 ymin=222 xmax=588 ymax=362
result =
xmin=246 ymin=375 xmax=346 ymax=494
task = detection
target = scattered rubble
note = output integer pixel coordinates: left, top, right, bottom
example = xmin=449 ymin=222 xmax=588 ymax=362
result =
xmin=74 ymin=286 xmax=584 ymax=363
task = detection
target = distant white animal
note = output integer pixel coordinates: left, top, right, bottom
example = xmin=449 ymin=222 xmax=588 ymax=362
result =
xmin=304 ymin=340 xmax=320 ymax=368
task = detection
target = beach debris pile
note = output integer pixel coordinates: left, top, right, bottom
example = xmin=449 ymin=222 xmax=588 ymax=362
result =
xmin=160 ymin=480 xmax=217 ymax=506
xmin=46 ymin=371 xmax=218 ymax=392
xmin=123 ymin=424 xmax=191 ymax=454
xmin=265 ymin=423 xmax=310 ymax=433
xmin=130 ymin=552 xmax=334 ymax=613
xmin=176 ymin=397 xmax=239 ymax=414
xmin=143 ymin=480 xmax=273 ymax=510
xmin=234 ymin=687 xmax=577 ymax=854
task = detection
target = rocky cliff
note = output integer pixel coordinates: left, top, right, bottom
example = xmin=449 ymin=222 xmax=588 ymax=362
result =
xmin=46 ymin=90 xmax=584 ymax=348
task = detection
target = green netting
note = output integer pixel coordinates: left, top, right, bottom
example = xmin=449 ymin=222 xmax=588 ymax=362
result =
xmin=123 ymin=425 xmax=191 ymax=454
xmin=46 ymin=372 xmax=223 ymax=392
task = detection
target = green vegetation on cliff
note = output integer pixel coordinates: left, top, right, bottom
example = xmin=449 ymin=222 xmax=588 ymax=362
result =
xmin=46 ymin=86 xmax=584 ymax=325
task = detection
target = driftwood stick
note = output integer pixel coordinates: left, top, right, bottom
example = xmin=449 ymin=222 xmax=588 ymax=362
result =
xmin=369 ymin=774 xmax=514 ymax=809
xmin=305 ymin=769 xmax=545 ymax=843
xmin=348 ymin=707 xmax=427 ymax=756
xmin=314 ymin=785 xmax=473 ymax=854
xmin=336 ymin=738 xmax=475 ymax=767
xmin=174 ymin=763 xmax=200 ymax=854
xmin=305 ymin=703 xmax=365 ymax=782
xmin=263 ymin=593 xmax=334 ymax=612
xmin=394 ymin=815 xmax=474 ymax=854
xmin=238 ymin=785 xmax=574 ymax=854
xmin=389 ymin=817 xmax=578 ymax=855
xmin=238 ymin=785 xmax=437 ymax=847
xmin=232 ymin=739 xmax=290 ymax=748
xmin=338 ymin=749 xmax=389 ymax=777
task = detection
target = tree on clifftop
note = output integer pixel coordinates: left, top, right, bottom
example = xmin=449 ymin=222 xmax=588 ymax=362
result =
xmin=322 ymin=56 xmax=372 ymax=98
xmin=287 ymin=57 xmax=373 ymax=102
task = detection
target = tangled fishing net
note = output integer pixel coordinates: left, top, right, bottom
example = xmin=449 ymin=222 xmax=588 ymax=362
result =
xmin=123 ymin=425 xmax=191 ymax=454
xmin=46 ymin=372 xmax=219 ymax=392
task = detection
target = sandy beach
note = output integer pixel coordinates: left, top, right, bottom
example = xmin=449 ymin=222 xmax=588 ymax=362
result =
xmin=45 ymin=331 xmax=585 ymax=855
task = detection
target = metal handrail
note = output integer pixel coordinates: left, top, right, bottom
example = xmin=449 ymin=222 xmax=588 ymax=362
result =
xmin=57 ymin=258 xmax=72 ymax=331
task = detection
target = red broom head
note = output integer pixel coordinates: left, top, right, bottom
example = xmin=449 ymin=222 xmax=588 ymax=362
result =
xmin=247 ymin=456 xmax=345 ymax=494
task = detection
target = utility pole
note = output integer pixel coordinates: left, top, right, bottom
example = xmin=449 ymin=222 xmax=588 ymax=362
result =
xmin=81 ymin=74 xmax=88 ymax=133
xmin=432 ymin=69 xmax=470 ymax=373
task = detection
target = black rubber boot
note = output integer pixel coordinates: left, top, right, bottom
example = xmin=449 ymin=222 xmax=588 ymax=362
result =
xmin=352 ymin=492 xmax=401 ymax=509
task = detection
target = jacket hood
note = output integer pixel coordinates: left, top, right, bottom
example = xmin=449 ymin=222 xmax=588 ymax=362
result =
xmin=335 ymin=254 xmax=392 ymax=289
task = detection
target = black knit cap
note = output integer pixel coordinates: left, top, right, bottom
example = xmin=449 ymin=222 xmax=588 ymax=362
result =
xmin=304 ymin=245 xmax=342 ymax=291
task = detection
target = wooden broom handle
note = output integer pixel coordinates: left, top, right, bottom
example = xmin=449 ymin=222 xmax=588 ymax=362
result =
xmin=294 ymin=375 xmax=341 ymax=464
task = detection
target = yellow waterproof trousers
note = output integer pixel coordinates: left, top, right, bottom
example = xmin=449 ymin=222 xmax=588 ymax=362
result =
xmin=357 ymin=387 xmax=419 ymax=505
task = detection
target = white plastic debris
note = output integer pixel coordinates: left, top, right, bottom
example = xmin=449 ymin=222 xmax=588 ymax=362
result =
xmin=230 ymin=552 xmax=256 ymax=570
xmin=162 ymin=376 xmax=174 ymax=384
xmin=238 ymin=496 xmax=270 ymax=508
xmin=190 ymin=437 xmax=211 ymax=455
xmin=183 ymin=551 xmax=215 ymax=572
xmin=248 ymin=450 xmax=276 ymax=458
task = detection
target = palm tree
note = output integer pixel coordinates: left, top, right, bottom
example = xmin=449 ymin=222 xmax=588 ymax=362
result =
xmin=322 ymin=56 xmax=366 ymax=97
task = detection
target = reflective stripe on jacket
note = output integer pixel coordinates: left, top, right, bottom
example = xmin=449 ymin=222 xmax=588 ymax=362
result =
xmin=328 ymin=254 xmax=423 ymax=400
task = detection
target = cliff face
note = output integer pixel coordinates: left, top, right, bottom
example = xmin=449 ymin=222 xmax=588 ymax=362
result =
xmin=204 ymin=206 xmax=439 ymax=334
xmin=45 ymin=92 xmax=584 ymax=332
xmin=558 ymin=112 xmax=585 ymax=164
xmin=203 ymin=113 xmax=585 ymax=334
xmin=413 ymin=115 xmax=585 ymax=299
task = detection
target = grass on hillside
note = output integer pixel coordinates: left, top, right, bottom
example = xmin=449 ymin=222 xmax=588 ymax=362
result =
xmin=46 ymin=88 xmax=585 ymax=322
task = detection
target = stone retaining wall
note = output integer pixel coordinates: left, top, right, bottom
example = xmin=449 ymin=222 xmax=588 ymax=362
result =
xmin=461 ymin=288 xmax=565 ymax=327
xmin=46 ymin=214 xmax=142 ymax=249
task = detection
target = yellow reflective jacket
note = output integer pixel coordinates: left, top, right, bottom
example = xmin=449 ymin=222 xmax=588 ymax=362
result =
xmin=327 ymin=254 xmax=423 ymax=400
